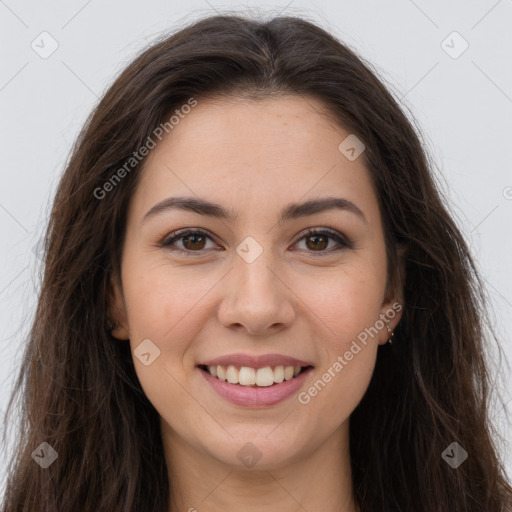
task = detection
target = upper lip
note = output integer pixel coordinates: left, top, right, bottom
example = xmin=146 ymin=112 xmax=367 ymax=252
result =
xmin=199 ymin=353 xmax=314 ymax=369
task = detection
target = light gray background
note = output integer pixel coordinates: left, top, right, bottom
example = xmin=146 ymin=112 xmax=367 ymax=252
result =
xmin=1 ymin=0 xmax=511 ymax=494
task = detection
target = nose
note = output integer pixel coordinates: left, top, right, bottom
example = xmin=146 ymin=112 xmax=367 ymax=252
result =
xmin=217 ymin=248 xmax=296 ymax=336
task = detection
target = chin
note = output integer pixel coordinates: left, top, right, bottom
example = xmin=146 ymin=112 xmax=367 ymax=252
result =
xmin=204 ymin=429 xmax=310 ymax=471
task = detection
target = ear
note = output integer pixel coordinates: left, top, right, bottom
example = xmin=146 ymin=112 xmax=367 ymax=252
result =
xmin=377 ymin=243 xmax=407 ymax=345
xmin=108 ymin=272 xmax=130 ymax=340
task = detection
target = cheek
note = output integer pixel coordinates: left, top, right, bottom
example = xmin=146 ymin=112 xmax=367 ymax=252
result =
xmin=300 ymin=264 xmax=386 ymax=346
xmin=120 ymin=264 xmax=212 ymax=420
xmin=302 ymin=259 xmax=386 ymax=420
xmin=121 ymin=261 xmax=214 ymax=357
xmin=297 ymin=273 xmax=382 ymax=428
xmin=296 ymin=314 xmax=378 ymax=438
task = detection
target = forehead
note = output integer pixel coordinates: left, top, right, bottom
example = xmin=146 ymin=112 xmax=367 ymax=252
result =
xmin=131 ymin=94 xmax=380 ymax=225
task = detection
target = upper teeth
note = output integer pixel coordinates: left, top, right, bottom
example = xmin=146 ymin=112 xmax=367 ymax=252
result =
xmin=208 ymin=365 xmax=302 ymax=387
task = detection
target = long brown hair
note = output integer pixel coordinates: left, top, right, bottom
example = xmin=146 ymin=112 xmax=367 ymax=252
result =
xmin=2 ymin=13 xmax=511 ymax=512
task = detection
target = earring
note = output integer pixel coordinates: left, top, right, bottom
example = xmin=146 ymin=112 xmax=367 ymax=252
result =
xmin=385 ymin=320 xmax=394 ymax=344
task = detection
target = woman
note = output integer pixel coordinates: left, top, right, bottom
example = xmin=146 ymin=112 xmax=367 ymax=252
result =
xmin=2 ymin=13 xmax=511 ymax=512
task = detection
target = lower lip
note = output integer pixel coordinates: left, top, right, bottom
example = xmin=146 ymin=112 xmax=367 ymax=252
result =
xmin=199 ymin=367 xmax=313 ymax=407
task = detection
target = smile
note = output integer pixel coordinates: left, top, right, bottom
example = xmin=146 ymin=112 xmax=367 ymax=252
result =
xmin=197 ymin=364 xmax=314 ymax=407
xmin=198 ymin=364 xmax=311 ymax=387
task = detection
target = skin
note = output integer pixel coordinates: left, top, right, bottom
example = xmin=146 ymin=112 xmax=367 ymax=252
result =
xmin=110 ymin=94 xmax=404 ymax=512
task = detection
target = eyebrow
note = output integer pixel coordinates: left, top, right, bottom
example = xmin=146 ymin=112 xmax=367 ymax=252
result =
xmin=143 ymin=195 xmax=367 ymax=225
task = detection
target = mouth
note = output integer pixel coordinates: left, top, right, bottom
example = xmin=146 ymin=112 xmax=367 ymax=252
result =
xmin=197 ymin=364 xmax=313 ymax=388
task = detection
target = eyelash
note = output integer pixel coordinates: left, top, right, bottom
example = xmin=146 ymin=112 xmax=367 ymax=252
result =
xmin=159 ymin=227 xmax=353 ymax=257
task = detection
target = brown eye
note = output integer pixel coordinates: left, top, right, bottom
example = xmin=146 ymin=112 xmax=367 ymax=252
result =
xmin=294 ymin=228 xmax=352 ymax=255
xmin=305 ymin=234 xmax=329 ymax=251
xmin=182 ymin=233 xmax=207 ymax=250
xmin=161 ymin=227 xmax=352 ymax=257
xmin=161 ymin=229 xmax=217 ymax=255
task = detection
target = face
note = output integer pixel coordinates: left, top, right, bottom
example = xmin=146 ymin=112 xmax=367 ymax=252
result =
xmin=110 ymin=94 xmax=403 ymax=471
